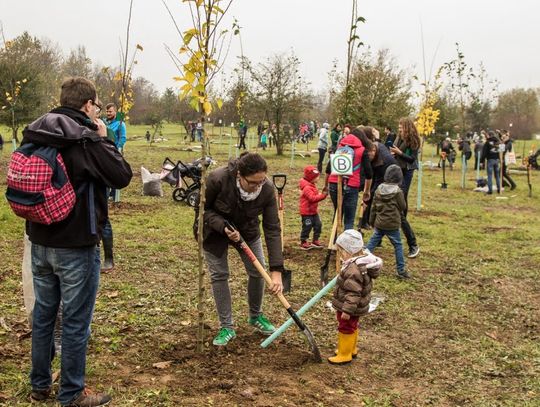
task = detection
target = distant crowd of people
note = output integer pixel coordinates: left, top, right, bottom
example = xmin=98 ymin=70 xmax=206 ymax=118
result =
xmin=437 ymin=129 xmax=518 ymax=193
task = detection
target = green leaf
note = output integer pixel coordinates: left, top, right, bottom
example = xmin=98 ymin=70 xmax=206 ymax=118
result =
xmin=189 ymin=96 xmax=200 ymax=112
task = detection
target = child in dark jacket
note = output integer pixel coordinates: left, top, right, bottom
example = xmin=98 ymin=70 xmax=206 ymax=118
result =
xmin=366 ymin=164 xmax=410 ymax=279
xmin=329 ymin=229 xmax=382 ymax=365
xmin=299 ymin=165 xmax=327 ymax=250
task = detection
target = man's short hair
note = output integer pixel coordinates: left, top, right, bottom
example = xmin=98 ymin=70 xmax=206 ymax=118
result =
xmin=105 ymin=103 xmax=117 ymax=111
xmin=60 ymin=77 xmax=97 ymax=109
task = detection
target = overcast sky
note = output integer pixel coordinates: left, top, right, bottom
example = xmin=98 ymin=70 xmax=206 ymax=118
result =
xmin=1 ymin=0 xmax=538 ymax=95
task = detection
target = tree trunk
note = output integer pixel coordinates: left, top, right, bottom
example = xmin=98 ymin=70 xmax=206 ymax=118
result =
xmin=196 ymin=112 xmax=207 ymax=353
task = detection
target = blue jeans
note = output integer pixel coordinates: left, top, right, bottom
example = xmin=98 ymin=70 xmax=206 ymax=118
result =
xmin=30 ymin=244 xmax=100 ymax=405
xmin=366 ymin=228 xmax=405 ymax=274
xmin=329 ymin=183 xmax=359 ymax=231
xmin=102 ymin=217 xmax=113 ymax=240
xmin=486 ymin=158 xmax=501 ymax=193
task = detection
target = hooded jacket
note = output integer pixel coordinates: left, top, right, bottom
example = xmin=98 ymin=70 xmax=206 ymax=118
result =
xmin=332 ymin=253 xmax=382 ymax=317
xmin=317 ymin=127 xmax=329 ymax=150
xmin=481 ymin=136 xmax=500 ymax=162
xmin=328 ymin=134 xmax=365 ymax=188
xmin=22 ymin=107 xmax=132 ymax=248
xmin=369 ymin=183 xmax=406 ymax=231
xmin=371 ymin=142 xmax=398 ymax=190
xmin=298 ymin=178 xmax=326 ymax=216
xmin=203 ymin=160 xmax=283 ymax=270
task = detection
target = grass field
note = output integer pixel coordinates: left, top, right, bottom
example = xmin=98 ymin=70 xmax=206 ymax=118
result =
xmin=0 ymin=123 xmax=539 ymax=406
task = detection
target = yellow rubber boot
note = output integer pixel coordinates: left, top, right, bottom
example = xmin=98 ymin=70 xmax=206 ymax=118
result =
xmin=335 ymin=329 xmax=359 ymax=358
xmin=328 ymin=332 xmax=355 ymax=365
xmin=352 ymin=328 xmax=359 ymax=358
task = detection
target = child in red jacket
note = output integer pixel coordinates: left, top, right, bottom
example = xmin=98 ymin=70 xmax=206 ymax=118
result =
xmin=299 ymin=165 xmax=327 ymax=250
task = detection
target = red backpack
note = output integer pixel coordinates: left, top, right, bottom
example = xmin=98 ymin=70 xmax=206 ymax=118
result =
xmin=6 ymin=143 xmax=76 ymax=224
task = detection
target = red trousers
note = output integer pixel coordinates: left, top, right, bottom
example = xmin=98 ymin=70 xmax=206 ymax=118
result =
xmin=336 ymin=311 xmax=359 ymax=334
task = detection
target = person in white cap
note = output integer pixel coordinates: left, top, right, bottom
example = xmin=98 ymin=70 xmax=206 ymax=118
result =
xmin=328 ymin=229 xmax=382 ymax=365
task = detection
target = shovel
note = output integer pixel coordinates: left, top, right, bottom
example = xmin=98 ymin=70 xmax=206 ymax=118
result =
xmin=272 ymin=174 xmax=287 ymax=251
xmin=272 ymin=174 xmax=292 ymax=292
xmin=224 ymin=221 xmax=322 ymax=362
xmin=320 ymin=211 xmax=338 ymax=287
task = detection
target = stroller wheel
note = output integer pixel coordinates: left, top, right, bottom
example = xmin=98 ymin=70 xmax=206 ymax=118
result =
xmin=186 ymin=190 xmax=199 ymax=207
xmin=173 ymin=188 xmax=187 ymax=202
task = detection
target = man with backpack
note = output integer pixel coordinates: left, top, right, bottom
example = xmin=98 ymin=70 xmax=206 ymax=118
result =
xmin=10 ymin=77 xmax=132 ymax=406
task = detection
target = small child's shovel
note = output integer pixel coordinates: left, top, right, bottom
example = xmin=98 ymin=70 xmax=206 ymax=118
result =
xmin=225 ymin=221 xmax=322 ymax=362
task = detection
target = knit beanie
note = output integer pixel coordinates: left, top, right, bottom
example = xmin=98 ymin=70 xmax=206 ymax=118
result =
xmin=303 ymin=165 xmax=320 ymax=182
xmin=336 ymin=229 xmax=364 ymax=255
xmin=384 ymin=164 xmax=403 ymax=184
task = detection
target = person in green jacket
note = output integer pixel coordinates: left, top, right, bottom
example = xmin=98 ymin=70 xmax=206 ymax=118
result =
xmin=366 ymin=164 xmax=410 ymax=279
xmin=330 ymin=123 xmax=343 ymax=152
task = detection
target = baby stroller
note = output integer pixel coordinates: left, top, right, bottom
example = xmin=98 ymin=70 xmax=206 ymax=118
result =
xmin=161 ymin=156 xmax=214 ymax=207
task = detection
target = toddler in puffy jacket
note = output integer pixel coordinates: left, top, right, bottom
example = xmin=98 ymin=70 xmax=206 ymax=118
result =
xmin=329 ymin=229 xmax=382 ymax=365
xmin=298 ymin=165 xmax=327 ymax=250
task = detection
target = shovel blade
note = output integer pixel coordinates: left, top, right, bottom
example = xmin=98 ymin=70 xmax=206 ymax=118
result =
xmin=302 ymin=325 xmax=322 ymax=363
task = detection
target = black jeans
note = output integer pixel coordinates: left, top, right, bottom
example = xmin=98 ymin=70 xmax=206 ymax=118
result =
xmin=317 ymin=148 xmax=326 ymax=172
xmin=300 ymin=215 xmax=322 ymax=242
xmin=238 ymin=135 xmax=246 ymax=149
xmin=401 ymin=215 xmax=417 ymax=249
xmin=502 ymin=163 xmax=516 ymax=189
xmin=400 ymin=168 xmax=417 ymax=248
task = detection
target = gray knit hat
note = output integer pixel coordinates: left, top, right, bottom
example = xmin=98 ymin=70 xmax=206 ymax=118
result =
xmin=384 ymin=164 xmax=403 ymax=184
xmin=336 ymin=229 xmax=364 ymax=255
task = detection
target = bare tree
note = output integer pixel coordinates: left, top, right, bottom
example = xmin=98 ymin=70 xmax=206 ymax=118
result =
xmin=242 ymin=52 xmax=312 ymax=155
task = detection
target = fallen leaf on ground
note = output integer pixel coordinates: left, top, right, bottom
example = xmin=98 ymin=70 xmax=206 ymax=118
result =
xmin=17 ymin=330 xmax=32 ymax=340
xmin=106 ymin=291 xmax=119 ymax=299
xmin=0 ymin=317 xmax=12 ymax=332
xmin=485 ymin=332 xmax=498 ymax=340
xmin=152 ymin=361 xmax=172 ymax=369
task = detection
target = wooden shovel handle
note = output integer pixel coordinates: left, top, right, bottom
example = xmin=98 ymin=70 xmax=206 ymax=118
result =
xmin=240 ymin=241 xmax=290 ymax=309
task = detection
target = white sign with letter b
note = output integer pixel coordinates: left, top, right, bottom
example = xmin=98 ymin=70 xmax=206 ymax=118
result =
xmin=330 ymin=153 xmax=353 ymax=175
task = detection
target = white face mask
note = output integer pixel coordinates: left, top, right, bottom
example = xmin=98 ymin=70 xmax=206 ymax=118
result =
xmin=237 ymin=178 xmax=264 ymax=201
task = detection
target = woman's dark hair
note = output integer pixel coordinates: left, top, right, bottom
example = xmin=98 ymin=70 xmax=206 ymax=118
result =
xmin=351 ymin=127 xmax=373 ymax=151
xmin=398 ymin=117 xmax=420 ymax=150
xmin=237 ymin=152 xmax=268 ymax=176
xmin=359 ymin=125 xmax=376 ymax=141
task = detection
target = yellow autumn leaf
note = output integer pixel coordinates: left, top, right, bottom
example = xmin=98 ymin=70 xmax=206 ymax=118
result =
xmin=185 ymin=71 xmax=196 ymax=84
xmin=203 ymin=101 xmax=212 ymax=115
xmin=216 ymin=98 xmax=223 ymax=110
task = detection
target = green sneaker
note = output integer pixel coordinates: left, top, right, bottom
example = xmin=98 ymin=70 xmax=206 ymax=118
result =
xmin=249 ymin=314 xmax=276 ymax=335
xmin=212 ymin=328 xmax=236 ymax=346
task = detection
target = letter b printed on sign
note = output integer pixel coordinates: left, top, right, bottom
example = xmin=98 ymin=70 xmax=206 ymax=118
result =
xmin=330 ymin=153 xmax=353 ymax=175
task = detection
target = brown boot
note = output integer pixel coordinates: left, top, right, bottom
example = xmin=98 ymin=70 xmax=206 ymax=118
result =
xmin=30 ymin=387 xmax=51 ymax=401
xmin=67 ymin=388 xmax=111 ymax=406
